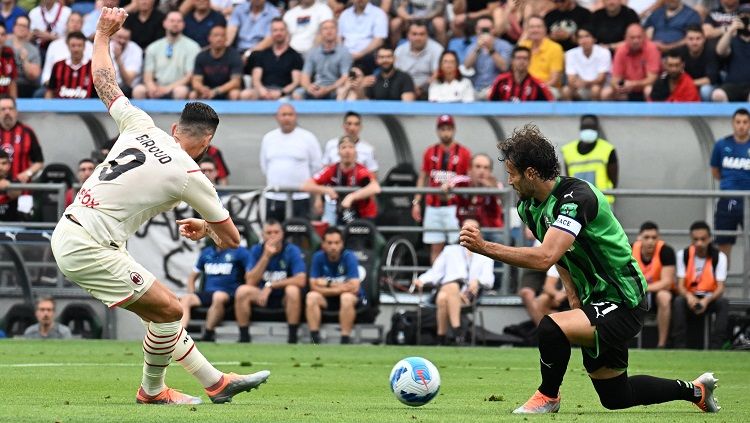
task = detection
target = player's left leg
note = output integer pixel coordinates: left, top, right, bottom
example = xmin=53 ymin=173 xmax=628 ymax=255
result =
xmin=580 ymin=301 xmax=720 ymax=413
xmin=442 ymin=282 xmax=464 ymax=345
xmin=283 ymin=285 xmax=302 ymax=344
xmin=203 ymin=290 xmax=231 ymax=342
xmin=339 ymin=292 xmax=358 ymax=344
xmin=655 ymin=289 xmax=672 ymax=348
xmin=128 ymin=281 xmax=270 ymax=405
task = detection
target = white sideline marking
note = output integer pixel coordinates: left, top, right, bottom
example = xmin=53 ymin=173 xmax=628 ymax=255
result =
xmin=0 ymin=362 xmax=535 ymax=371
xmin=0 ymin=361 xmax=266 ymax=368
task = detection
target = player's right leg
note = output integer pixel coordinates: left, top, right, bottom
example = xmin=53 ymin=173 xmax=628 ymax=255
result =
xmin=305 ymin=291 xmax=326 ymax=344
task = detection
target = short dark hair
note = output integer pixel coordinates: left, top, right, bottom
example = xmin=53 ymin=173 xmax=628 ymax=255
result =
xmin=199 ymin=157 xmax=216 ymax=167
xmin=271 ymin=16 xmax=286 ymax=26
xmin=665 ymin=49 xmax=685 ymax=61
xmin=323 ymin=227 xmax=343 ymax=240
xmin=685 ymin=24 xmax=703 ymax=35
xmin=498 ymin=124 xmax=560 ymax=181
xmin=0 ymin=149 xmax=9 ymax=161
xmin=733 ymin=108 xmax=750 ymax=119
xmin=377 ymin=45 xmax=394 ymax=55
xmin=408 ymin=20 xmax=428 ymax=31
xmin=576 ymin=25 xmax=594 ymax=38
xmin=639 ymin=221 xmax=659 ymax=233
xmin=689 ymin=220 xmax=711 ymax=235
xmin=66 ymin=31 xmax=86 ymax=43
xmin=78 ymin=157 xmax=95 ymax=167
xmin=344 ymin=111 xmax=361 ymax=122
xmin=512 ymin=46 xmax=531 ymax=59
xmin=580 ymin=114 xmax=599 ymax=127
xmin=178 ymin=102 xmax=219 ymax=139
xmin=264 ymin=218 xmax=282 ymax=229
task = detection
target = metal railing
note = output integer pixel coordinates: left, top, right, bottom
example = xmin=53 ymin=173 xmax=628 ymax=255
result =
xmin=1 ymin=184 xmax=748 ymax=299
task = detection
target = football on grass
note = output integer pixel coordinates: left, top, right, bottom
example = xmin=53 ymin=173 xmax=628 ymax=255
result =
xmin=389 ymin=357 xmax=441 ymax=407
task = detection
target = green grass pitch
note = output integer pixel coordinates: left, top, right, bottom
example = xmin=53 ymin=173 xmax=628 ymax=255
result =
xmin=0 ymin=340 xmax=747 ymax=422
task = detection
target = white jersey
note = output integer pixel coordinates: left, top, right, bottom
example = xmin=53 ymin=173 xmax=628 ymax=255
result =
xmin=64 ymin=96 xmax=229 ymax=247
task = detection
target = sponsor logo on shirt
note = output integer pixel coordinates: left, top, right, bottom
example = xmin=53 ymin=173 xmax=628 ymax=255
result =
xmin=263 ymin=270 xmax=289 ymax=282
xmin=205 ymin=262 xmax=234 ymax=275
xmin=722 ymin=156 xmax=750 ymax=170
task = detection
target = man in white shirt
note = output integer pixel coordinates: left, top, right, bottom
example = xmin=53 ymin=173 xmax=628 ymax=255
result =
xmin=29 ymin=0 xmax=72 ymax=51
xmin=412 ymin=220 xmax=495 ymax=345
xmin=51 ymin=7 xmax=269 ymax=406
xmin=260 ymin=103 xmax=322 ymax=222
xmin=42 ymin=12 xmax=93 ymax=86
xmin=562 ymin=27 xmax=611 ymax=100
xmin=338 ymin=0 xmax=388 ymax=74
xmin=283 ymin=0 xmax=333 ymax=55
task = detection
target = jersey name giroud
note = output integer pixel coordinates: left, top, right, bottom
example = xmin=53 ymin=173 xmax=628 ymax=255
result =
xmin=136 ymin=134 xmax=173 ymax=164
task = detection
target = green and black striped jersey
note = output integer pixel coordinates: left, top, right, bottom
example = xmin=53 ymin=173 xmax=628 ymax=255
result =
xmin=517 ymin=176 xmax=646 ymax=308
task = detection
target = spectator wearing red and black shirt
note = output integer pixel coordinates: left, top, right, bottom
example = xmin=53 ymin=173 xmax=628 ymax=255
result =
xmin=412 ymin=114 xmax=472 ymax=263
xmin=447 ymin=153 xmax=504 ymax=242
xmin=0 ymin=149 xmax=20 ymax=221
xmin=0 ymin=25 xmax=18 ymax=98
xmin=205 ymin=145 xmax=230 ymax=185
xmin=45 ymin=32 xmax=93 ymax=99
xmin=648 ymin=50 xmax=700 ymax=102
xmin=0 ymin=96 xmax=44 ymax=183
xmin=302 ymin=135 xmax=381 ymax=225
xmin=488 ymin=46 xmax=554 ymax=102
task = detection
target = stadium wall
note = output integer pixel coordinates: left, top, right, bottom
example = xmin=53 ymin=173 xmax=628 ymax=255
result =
xmin=25 ymin=100 xmax=740 ymax=247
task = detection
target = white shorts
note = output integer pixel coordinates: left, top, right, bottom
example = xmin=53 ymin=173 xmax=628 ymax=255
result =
xmin=422 ymin=205 xmax=460 ymax=245
xmin=51 ymin=216 xmax=155 ymax=308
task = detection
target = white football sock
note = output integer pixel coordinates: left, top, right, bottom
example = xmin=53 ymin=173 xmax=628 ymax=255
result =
xmin=141 ymin=321 xmax=181 ymax=396
xmin=172 ymin=330 xmax=223 ymax=388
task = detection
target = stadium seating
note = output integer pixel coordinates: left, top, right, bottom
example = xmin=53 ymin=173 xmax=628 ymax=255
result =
xmin=57 ymin=302 xmax=102 ymax=339
xmin=34 ymin=163 xmax=75 ymax=222
xmin=0 ymin=302 xmax=36 ymax=337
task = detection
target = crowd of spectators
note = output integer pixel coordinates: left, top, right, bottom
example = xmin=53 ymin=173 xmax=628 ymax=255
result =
xmin=0 ymin=0 xmax=745 ymax=101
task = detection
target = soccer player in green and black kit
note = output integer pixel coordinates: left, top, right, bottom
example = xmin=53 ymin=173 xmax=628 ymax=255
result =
xmin=459 ymin=125 xmax=720 ymax=414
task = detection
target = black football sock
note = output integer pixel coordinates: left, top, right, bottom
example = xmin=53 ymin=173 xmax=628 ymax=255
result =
xmin=591 ymin=373 xmax=702 ymax=409
xmin=310 ymin=331 xmax=321 ymax=344
xmin=288 ymin=324 xmax=299 ymax=344
xmin=238 ymin=326 xmax=250 ymax=343
xmin=537 ymin=316 xmax=570 ymax=398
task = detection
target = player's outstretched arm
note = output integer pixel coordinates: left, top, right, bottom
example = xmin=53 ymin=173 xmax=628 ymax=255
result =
xmin=92 ymin=7 xmax=127 ymax=108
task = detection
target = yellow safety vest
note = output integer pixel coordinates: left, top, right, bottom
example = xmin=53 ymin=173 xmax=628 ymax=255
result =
xmin=561 ymin=139 xmax=615 ymax=204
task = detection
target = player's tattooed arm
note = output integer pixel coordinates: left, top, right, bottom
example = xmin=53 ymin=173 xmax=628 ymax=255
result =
xmin=93 ymin=68 xmax=124 ymax=109
xmin=92 ymin=7 xmax=127 ymax=108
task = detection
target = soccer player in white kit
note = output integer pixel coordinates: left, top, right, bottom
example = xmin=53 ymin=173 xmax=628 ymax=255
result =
xmin=50 ymin=7 xmax=270 ymax=405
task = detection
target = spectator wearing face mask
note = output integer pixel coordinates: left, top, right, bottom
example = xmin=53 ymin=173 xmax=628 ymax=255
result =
xmin=560 ymin=114 xmax=619 ymax=206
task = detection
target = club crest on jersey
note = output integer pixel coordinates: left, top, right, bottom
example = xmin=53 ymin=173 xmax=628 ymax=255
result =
xmin=130 ymin=272 xmax=144 ymax=285
xmin=560 ymin=203 xmax=578 ymax=218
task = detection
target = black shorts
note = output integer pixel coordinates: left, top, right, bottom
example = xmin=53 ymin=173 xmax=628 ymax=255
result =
xmin=196 ymin=290 xmax=234 ymax=307
xmin=324 ymin=294 xmax=362 ymax=311
xmin=260 ymin=289 xmax=285 ymax=310
xmin=714 ymin=198 xmax=744 ymax=245
xmin=580 ymin=301 xmax=646 ymax=373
